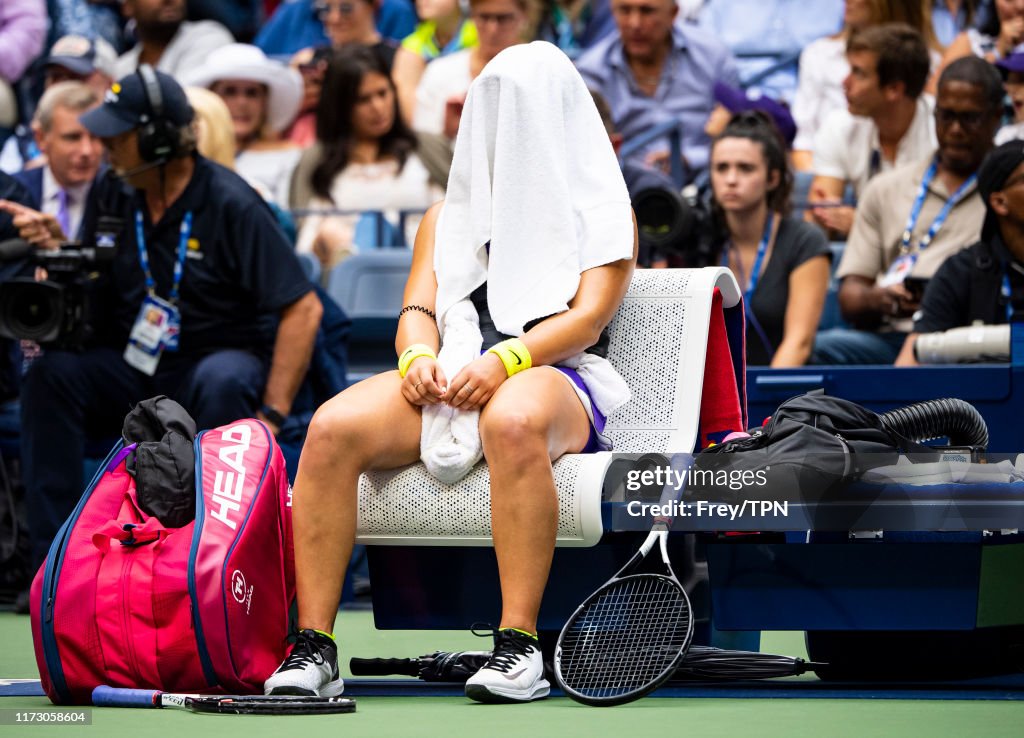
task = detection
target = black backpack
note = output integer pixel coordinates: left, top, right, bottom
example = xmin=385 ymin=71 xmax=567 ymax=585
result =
xmin=686 ymin=391 xmax=930 ymax=508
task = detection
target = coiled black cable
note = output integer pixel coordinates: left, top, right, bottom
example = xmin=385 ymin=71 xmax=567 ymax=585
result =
xmin=880 ymin=398 xmax=989 ymax=448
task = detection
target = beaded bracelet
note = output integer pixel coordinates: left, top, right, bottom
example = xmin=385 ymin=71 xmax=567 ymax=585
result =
xmin=399 ymin=304 xmax=437 ymax=321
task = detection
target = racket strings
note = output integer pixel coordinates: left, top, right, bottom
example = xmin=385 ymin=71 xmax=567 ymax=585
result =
xmin=559 ymin=575 xmax=691 ymax=699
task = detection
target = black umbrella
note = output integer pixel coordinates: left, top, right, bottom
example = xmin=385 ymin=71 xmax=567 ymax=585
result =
xmin=351 ymin=646 xmax=825 ymax=683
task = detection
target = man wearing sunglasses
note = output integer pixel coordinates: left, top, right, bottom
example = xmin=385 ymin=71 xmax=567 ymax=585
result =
xmin=813 ymin=56 xmax=1003 ymax=365
xmin=895 ymin=140 xmax=1024 ymax=365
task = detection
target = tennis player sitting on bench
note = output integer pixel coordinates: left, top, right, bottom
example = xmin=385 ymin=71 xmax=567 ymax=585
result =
xmin=264 ymin=40 xmax=638 ymax=703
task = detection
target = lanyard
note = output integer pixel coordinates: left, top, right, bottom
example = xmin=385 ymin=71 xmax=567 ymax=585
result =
xmin=722 ymin=214 xmax=775 ymax=358
xmin=900 ymin=159 xmax=976 ymax=255
xmin=135 ymin=209 xmax=192 ymax=304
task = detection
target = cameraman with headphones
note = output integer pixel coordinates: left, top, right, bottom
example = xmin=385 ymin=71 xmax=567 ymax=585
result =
xmin=6 ymin=66 xmax=322 ymax=607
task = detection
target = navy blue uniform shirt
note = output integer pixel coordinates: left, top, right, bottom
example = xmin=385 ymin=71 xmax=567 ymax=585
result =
xmin=80 ymin=155 xmax=312 ymax=359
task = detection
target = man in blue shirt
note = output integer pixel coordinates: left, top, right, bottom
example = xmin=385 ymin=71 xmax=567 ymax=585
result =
xmin=575 ymin=0 xmax=739 ymax=185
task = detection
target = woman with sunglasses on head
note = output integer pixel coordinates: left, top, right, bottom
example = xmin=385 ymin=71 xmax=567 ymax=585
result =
xmin=291 ymin=44 xmax=442 ymax=273
xmin=708 ymin=112 xmax=832 ymax=367
xmin=183 ymin=44 xmax=304 ymax=207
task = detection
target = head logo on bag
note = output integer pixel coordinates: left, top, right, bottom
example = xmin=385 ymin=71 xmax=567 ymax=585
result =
xmin=211 ymin=425 xmax=253 ymax=531
xmin=231 ymin=569 xmax=254 ymax=614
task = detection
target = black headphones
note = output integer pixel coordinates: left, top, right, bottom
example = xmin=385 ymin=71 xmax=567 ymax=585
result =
xmin=136 ymin=64 xmax=180 ymax=163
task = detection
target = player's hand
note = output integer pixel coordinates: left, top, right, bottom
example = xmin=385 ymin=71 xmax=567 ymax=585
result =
xmin=402 ymin=356 xmax=448 ymax=406
xmin=445 ymin=352 xmax=507 ymax=411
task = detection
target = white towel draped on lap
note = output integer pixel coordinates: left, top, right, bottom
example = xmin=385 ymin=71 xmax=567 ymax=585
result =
xmin=420 ymin=299 xmax=484 ymax=483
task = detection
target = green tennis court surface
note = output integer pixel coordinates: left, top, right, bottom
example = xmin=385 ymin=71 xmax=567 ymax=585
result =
xmin=2 ymin=611 xmax=1023 ymax=737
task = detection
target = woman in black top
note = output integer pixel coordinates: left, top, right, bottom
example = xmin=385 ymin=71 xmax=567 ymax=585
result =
xmin=710 ymin=112 xmax=832 ymax=366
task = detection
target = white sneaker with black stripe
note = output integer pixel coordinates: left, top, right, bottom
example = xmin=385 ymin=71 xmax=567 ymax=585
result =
xmin=465 ymin=629 xmax=550 ymax=703
xmin=264 ymin=629 xmax=345 ymax=697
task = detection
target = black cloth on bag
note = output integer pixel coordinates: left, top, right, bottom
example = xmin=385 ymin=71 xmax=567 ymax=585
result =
xmin=121 ymin=396 xmax=197 ymax=528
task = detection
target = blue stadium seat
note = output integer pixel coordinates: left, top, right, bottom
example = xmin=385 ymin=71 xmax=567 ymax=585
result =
xmin=327 ymin=250 xmax=412 ymax=381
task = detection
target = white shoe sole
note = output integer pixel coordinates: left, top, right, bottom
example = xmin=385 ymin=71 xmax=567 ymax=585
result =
xmin=465 ymin=678 xmax=550 ymax=704
xmin=265 ymin=677 xmax=345 ymax=697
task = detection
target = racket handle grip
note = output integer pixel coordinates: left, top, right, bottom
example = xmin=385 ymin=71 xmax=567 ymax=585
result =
xmin=349 ymin=658 xmax=420 ymax=677
xmin=92 ymin=686 xmax=160 ymax=708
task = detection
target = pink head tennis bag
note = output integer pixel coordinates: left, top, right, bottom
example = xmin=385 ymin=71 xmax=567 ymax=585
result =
xmin=30 ymin=416 xmax=295 ymax=704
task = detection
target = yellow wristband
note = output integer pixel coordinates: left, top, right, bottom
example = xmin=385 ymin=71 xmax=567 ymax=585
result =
xmin=398 ymin=343 xmax=436 ymax=377
xmin=488 ymin=338 xmax=532 ymax=377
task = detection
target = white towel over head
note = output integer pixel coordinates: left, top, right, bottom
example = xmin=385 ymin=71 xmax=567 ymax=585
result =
xmin=433 ymin=41 xmax=634 ymax=336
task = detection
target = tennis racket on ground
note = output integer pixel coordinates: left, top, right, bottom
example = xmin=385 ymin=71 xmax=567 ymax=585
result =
xmin=91 ymin=686 xmax=356 ymax=714
xmin=554 ymin=453 xmax=695 ymax=706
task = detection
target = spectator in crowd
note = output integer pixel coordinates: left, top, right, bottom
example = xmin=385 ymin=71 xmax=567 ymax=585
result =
xmin=698 ymin=0 xmax=844 ymax=103
xmin=813 ymin=56 xmax=1002 ymax=364
xmin=112 ymin=0 xmax=234 ymax=80
xmin=411 ymin=0 xmax=538 ymax=178
xmin=185 ymin=83 xmax=299 ymax=242
xmin=318 ymin=0 xmax=402 ymax=68
xmin=13 ymin=82 xmax=102 ymax=240
xmin=995 ymin=51 xmax=1024 ymax=143
xmin=184 ymin=86 xmax=237 ymax=168
xmin=41 ymin=35 xmax=118 ymax=97
xmin=896 ymin=139 xmax=1024 ymax=365
xmin=255 ymin=0 xmax=417 ymax=56
xmin=575 ymin=0 xmax=739 ymax=185
xmin=393 ymin=0 xmax=477 ymax=125
xmin=535 ymin=0 xmax=616 ymax=59
xmin=286 ymin=45 xmax=333 ymax=148
xmin=932 ymin=0 xmax=984 ymax=47
xmin=936 ymin=0 xmax=1024 ymax=72
xmin=292 ymin=45 xmax=441 ymax=272
xmin=0 ymin=34 xmax=115 ymax=174
xmin=793 ymin=0 xmax=945 ymax=172
xmin=263 ymin=40 xmax=636 ymax=704
xmin=0 ymin=0 xmax=46 ymax=129
xmin=0 ymin=68 xmax=322 ymax=602
xmin=183 ymin=44 xmax=303 ymax=206
xmin=705 ymin=112 xmax=831 ymax=367
xmin=808 ymin=23 xmax=936 ymax=239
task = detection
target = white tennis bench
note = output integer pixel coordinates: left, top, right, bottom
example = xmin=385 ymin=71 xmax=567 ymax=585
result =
xmin=354 ymin=267 xmax=743 ymax=548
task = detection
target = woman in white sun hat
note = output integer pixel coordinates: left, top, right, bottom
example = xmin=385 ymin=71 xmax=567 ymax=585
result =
xmin=183 ymin=43 xmax=304 ymax=206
